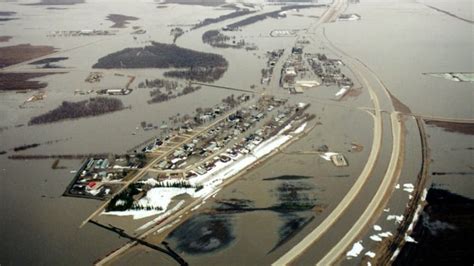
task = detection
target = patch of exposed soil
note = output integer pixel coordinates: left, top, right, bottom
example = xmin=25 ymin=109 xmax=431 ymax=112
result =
xmin=425 ymin=120 xmax=474 ymax=135
xmin=0 ymin=72 xmax=60 ymax=91
xmin=0 ymin=36 xmax=12 ymax=42
xmin=0 ymin=44 xmax=57 ymax=68
xmin=388 ymin=90 xmax=412 ymax=114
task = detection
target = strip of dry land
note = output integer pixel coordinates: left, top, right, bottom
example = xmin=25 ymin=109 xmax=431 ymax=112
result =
xmin=0 ymin=72 xmax=62 ymax=92
xmin=106 ymin=14 xmax=138 ymax=28
xmin=0 ymin=44 xmax=57 ymax=68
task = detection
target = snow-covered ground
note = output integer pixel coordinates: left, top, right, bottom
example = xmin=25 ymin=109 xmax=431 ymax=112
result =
xmin=135 ymin=200 xmax=185 ymax=231
xmin=103 ymin=188 xmax=196 ymax=219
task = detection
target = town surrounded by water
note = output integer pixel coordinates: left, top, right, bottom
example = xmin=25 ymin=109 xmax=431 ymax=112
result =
xmin=1 ymin=0 xmax=473 ymax=265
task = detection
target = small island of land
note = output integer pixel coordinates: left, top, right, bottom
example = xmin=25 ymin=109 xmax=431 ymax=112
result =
xmin=202 ymin=30 xmax=247 ymax=49
xmin=93 ymin=42 xmax=228 ymax=82
xmin=226 ymin=5 xmax=319 ymax=30
xmin=106 ymin=14 xmax=139 ymax=28
xmin=0 ymin=72 xmax=62 ymax=92
xmin=29 ymin=57 xmax=68 ymax=65
xmin=0 ymin=12 xmax=16 ymax=16
xmin=0 ymin=36 xmax=13 ymax=43
xmin=191 ymin=8 xmax=256 ymax=30
xmin=0 ymin=12 xmax=17 ymax=22
xmin=29 ymin=97 xmax=126 ymax=125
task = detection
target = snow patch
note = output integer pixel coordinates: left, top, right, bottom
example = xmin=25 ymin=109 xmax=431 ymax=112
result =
xmin=378 ymin=231 xmax=393 ymax=238
xmin=365 ymin=251 xmax=376 ymax=258
xmin=191 ymin=203 xmax=203 ymax=211
xmin=407 ymin=204 xmax=423 ymax=232
xmin=320 ymin=152 xmax=338 ymax=161
xmin=405 ymin=234 xmax=418 ymax=243
xmin=102 ymin=121 xmax=301 ymax=224
xmin=335 ymin=87 xmax=348 ymax=97
xmin=370 ymin=235 xmax=382 ymax=242
xmin=403 ymin=183 xmax=414 ymax=193
xmin=292 ymin=122 xmax=307 ymax=134
xmin=390 ymin=248 xmax=400 ymax=261
xmin=103 ymin=187 xmax=195 ymax=220
xmin=421 ymin=188 xmax=428 ymax=201
xmin=135 ymin=200 xmax=185 ymax=232
xmin=115 ymin=200 xmax=126 ymax=207
xmin=387 ymin=214 xmax=404 ymax=224
xmin=103 ymin=209 xmax=161 ymax=220
xmin=346 ymin=241 xmax=364 ymax=258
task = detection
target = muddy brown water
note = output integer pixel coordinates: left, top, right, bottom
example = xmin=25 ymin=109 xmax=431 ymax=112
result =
xmin=0 ymin=0 xmax=472 ymax=265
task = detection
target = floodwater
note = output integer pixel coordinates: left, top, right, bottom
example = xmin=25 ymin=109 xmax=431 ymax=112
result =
xmin=0 ymin=0 xmax=472 ymax=265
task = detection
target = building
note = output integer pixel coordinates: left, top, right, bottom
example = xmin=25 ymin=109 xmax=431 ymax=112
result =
xmin=285 ymin=67 xmax=297 ymax=76
xmin=331 ymin=154 xmax=348 ymax=167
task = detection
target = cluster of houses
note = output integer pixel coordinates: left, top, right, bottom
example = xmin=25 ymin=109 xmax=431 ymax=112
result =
xmin=307 ymin=53 xmax=353 ymax=88
xmin=278 ymin=45 xmax=355 ymax=95
xmin=151 ymin=96 xmax=292 ymax=178
xmin=135 ymin=95 xmax=253 ymax=155
xmin=280 ymin=45 xmax=322 ymax=93
xmin=47 ymin=30 xmax=117 ymax=37
xmin=96 ymin=88 xmax=133 ymax=96
xmin=85 ymin=72 xmax=103 ymax=83
xmin=261 ymin=49 xmax=285 ymax=85
xmin=65 ymin=155 xmax=146 ymax=199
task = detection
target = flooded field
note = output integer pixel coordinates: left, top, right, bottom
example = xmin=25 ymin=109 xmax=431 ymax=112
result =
xmin=325 ymin=1 xmax=473 ymax=117
xmin=0 ymin=0 xmax=471 ymax=264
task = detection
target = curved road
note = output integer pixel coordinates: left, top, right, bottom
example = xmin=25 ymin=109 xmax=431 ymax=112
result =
xmin=272 ymin=64 xmax=385 ymax=266
xmin=317 ymin=112 xmax=404 ymax=265
xmin=273 ymin=0 xmax=408 ymax=264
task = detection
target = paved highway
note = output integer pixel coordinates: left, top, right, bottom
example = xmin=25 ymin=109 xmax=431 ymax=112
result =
xmin=317 ymin=112 xmax=404 ymax=265
xmin=273 ymin=0 xmax=412 ymax=263
xmin=272 ymin=60 xmax=385 ymax=266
